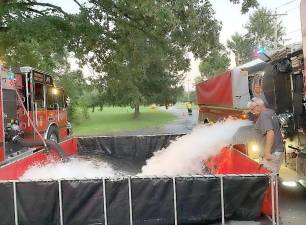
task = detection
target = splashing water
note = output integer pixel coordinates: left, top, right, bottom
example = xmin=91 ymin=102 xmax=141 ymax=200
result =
xmin=20 ymin=120 xmax=251 ymax=180
xmin=139 ymin=120 xmax=251 ymax=176
xmin=20 ymin=156 xmax=123 ymax=181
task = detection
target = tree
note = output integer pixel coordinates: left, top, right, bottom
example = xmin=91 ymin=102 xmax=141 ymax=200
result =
xmin=0 ymin=1 xmax=77 ymax=70
xmin=78 ymin=0 xmax=222 ymax=118
xmin=227 ymin=7 xmax=285 ymax=66
xmin=227 ymin=33 xmax=254 ymax=65
xmin=54 ymin=69 xmax=88 ymax=121
xmin=246 ymin=7 xmax=285 ymax=49
xmin=0 ymin=0 xmax=259 ymax=70
xmin=198 ymin=49 xmax=230 ymax=81
xmin=229 ymin=0 xmax=259 ymax=14
xmin=0 ymin=0 xmax=259 ymax=119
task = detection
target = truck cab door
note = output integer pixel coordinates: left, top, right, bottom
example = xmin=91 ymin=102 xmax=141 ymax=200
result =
xmin=46 ymin=86 xmax=59 ymax=125
xmin=46 ymin=86 xmax=67 ymax=140
xmin=56 ymin=89 xmax=68 ymax=138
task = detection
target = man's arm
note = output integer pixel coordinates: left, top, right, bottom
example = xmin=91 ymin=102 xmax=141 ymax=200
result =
xmin=264 ymin=130 xmax=274 ymax=161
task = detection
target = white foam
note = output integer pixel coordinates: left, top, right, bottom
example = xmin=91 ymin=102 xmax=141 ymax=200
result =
xmin=20 ymin=156 xmax=122 ymax=180
xmin=139 ymin=120 xmax=251 ymax=176
xmin=20 ymin=120 xmax=251 ymax=180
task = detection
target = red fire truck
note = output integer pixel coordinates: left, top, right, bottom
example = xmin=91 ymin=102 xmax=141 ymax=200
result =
xmin=0 ymin=66 xmax=71 ymax=163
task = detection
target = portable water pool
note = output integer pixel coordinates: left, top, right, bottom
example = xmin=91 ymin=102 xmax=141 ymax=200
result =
xmin=0 ymin=135 xmax=279 ymax=225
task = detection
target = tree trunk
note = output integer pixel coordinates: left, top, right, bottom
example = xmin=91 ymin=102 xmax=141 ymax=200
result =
xmin=92 ymin=105 xmax=95 ymax=112
xmin=133 ymin=103 xmax=140 ymax=119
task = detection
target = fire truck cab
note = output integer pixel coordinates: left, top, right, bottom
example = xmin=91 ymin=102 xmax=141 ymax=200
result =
xmin=0 ymin=66 xmax=70 ymax=163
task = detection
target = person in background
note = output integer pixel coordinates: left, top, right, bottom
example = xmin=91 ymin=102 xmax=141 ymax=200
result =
xmin=247 ymin=97 xmax=284 ymax=173
xmin=186 ymin=101 xmax=192 ymax=115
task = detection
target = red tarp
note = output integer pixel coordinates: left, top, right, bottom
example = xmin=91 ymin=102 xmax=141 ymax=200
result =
xmin=196 ymin=71 xmax=233 ymax=107
xmin=204 ymin=147 xmax=273 ymax=216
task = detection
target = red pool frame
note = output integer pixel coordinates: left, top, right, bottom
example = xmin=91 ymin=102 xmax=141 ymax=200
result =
xmin=204 ymin=147 xmax=273 ymax=216
xmin=0 ymin=138 xmax=78 ymax=180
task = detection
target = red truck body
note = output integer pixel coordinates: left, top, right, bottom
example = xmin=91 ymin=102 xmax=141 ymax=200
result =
xmin=0 ymin=66 xmax=70 ymax=164
xmin=196 ymin=69 xmax=250 ymax=122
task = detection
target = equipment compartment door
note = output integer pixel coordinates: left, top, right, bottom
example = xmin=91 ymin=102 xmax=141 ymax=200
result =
xmin=46 ymin=86 xmax=67 ymax=139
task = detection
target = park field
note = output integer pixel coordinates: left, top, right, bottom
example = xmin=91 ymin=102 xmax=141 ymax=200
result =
xmin=73 ymin=106 xmax=177 ymax=136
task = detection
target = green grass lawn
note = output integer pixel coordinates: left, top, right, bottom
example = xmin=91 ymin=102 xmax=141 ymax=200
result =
xmin=73 ymin=106 xmax=177 ymax=136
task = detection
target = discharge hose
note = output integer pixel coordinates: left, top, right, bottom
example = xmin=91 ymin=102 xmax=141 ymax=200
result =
xmin=13 ymin=136 xmax=69 ymax=162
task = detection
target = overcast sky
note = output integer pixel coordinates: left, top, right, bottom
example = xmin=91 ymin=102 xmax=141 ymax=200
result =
xmin=44 ymin=0 xmax=302 ymax=90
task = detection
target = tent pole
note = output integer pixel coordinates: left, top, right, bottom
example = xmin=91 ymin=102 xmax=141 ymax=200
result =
xmin=220 ymin=176 xmax=225 ymax=225
xmin=173 ymin=177 xmax=178 ymax=225
xmin=13 ymin=181 xmax=19 ymax=225
xmin=103 ymin=178 xmax=108 ymax=225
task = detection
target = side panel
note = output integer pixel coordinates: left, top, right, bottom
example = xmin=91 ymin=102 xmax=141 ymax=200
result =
xmin=198 ymin=106 xmax=245 ymax=122
xmin=58 ymin=108 xmax=68 ymax=139
xmin=196 ymin=71 xmax=233 ymax=107
xmin=231 ymin=68 xmax=250 ymax=109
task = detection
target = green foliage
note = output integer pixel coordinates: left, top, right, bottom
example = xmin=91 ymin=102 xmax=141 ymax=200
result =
xmin=177 ymin=91 xmax=197 ymax=104
xmin=229 ymin=0 xmax=259 ymax=14
xmin=54 ymin=69 xmax=88 ymax=121
xmin=198 ymin=49 xmax=230 ymax=80
xmin=227 ymin=7 xmax=285 ymax=66
xmin=78 ymin=0 xmax=222 ymax=117
xmin=246 ymin=7 xmax=285 ymax=48
xmin=227 ymin=32 xmax=254 ymax=65
xmin=0 ymin=2 xmax=73 ymax=70
xmin=0 ymin=0 xmax=259 ymax=120
xmin=78 ymin=93 xmax=91 ymax=119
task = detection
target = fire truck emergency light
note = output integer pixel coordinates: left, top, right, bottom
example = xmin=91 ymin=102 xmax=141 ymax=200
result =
xmin=257 ymin=47 xmax=267 ymax=54
xmin=7 ymin=68 xmax=15 ymax=80
xmin=256 ymin=47 xmax=271 ymax=62
xmin=52 ymin=87 xmax=59 ymax=95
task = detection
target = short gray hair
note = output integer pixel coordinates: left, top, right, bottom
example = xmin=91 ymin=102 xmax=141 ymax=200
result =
xmin=247 ymin=97 xmax=265 ymax=109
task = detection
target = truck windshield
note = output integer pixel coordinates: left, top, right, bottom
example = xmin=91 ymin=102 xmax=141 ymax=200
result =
xmin=34 ymin=82 xmax=44 ymax=109
xmin=46 ymin=86 xmax=65 ymax=109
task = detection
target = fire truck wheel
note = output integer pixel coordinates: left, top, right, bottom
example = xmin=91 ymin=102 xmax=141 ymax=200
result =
xmin=47 ymin=126 xmax=59 ymax=143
